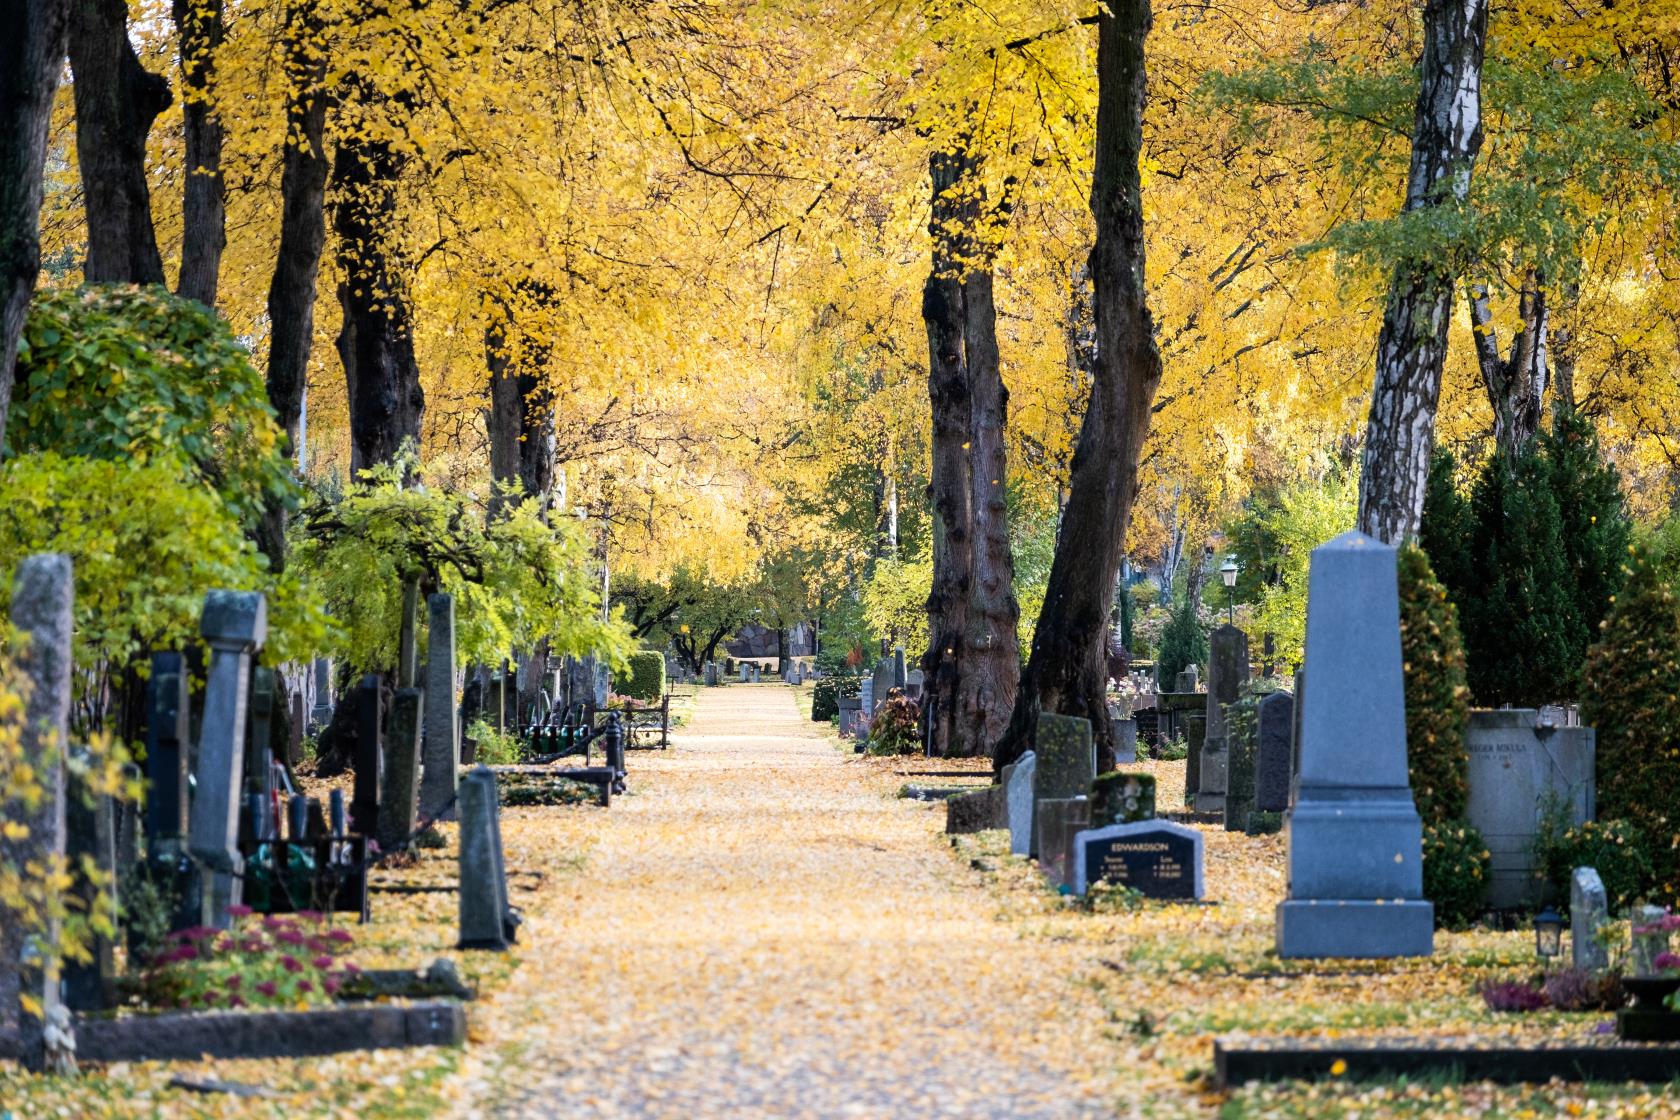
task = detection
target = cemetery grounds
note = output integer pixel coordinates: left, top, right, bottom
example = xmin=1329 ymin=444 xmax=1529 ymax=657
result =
xmin=5 ymin=684 xmax=1680 ymax=1119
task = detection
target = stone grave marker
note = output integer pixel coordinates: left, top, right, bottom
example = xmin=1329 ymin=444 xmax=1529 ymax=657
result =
xmin=739 ymin=663 xmax=750 ymax=684
xmin=287 ymin=691 xmax=306 ymax=769
xmin=1196 ymin=624 xmax=1247 ymax=814
xmin=904 ymin=669 xmax=924 ymax=702
xmin=246 ymin=666 xmax=278 ymax=841
xmin=1113 ymin=718 xmax=1138 ymax=764
xmin=64 ymin=750 xmax=117 ymax=1009
xmin=144 ymin=652 xmax=192 ymax=852
xmin=859 ymin=679 xmax=875 ymax=721
xmin=1031 ymin=714 xmax=1095 ymax=855
xmin=837 ymin=696 xmax=862 ymax=737
xmin=1175 ymin=664 xmax=1199 ymax=693
xmin=378 ymin=689 xmax=424 ymax=852
xmin=1183 ymin=710 xmax=1207 ymax=806
xmin=1255 ymin=690 xmax=1294 ymax=813
xmin=1072 ymin=820 xmax=1205 ymax=899
xmin=351 ymin=674 xmax=383 ymax=837
xmin=871 ymin=657 xmax=895 ymax=713
xmin=1572 ymin=867 xmax=1609 ymax=972
xmin=4 ymin=556 xmax=75 ymax=1070
xmin=190 ymin=590 xmax=266 ymax=930
xmin=396 ymin=580 xmax=420 ymax=688
xmin=1466 ymin=709 xmax=1595 ymax=908
xmin=1631 ymin=904 xmax=1670 ymax=977
xmin=1091 ymin=771 xmax=1156 ymax=827
xmin=421 ymin=593 xmax=459 ymax=822
xmin=1036 ymin=796 xmax=1091 ymax=891
xmin=1006 ymin=751 xmax=1038 ymax=857
xmin=485 ymin=671 xmax=506 ymax=731
xmin=892 ymin=647 xmax=907 ymax=689
xmin=457 ymin=767 xmax=515 ymax=950
xmin=704 ymin=661 xmax=718 ymax=686
xmin=310 ymin=656 xmax=334 ymax=731
xmin=1276 ymin=532 xmax=1432 ymax=959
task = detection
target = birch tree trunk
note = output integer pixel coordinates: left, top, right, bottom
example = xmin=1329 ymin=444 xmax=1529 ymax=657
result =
xmin=68 ymin=0 xmax=171 ymax=286
xmin=0 ymin=0 xmax=69 ymax=445
xmin=996 ymin=0 xmax=1162 ymax=773
xmin=1467 ymin=271 xmax=1548 ymax=460
xmin=1356 ymin=0 xmax=1489 ymax=544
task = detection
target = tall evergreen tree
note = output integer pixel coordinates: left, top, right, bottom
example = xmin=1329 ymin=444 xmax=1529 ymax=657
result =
xmin=1419 ymin=448 xmax=1475 ymax=606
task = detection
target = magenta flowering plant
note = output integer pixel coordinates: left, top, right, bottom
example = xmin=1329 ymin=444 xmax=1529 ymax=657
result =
xmin=138 ymin=907 xmax=359 ymax=1012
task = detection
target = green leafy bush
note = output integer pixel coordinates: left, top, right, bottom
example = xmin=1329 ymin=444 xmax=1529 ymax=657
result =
xmin=1581 ymin=546 xmax=1680 ymax=904
xmin=12 ymin=285 xmax=296 ymax=526
xmin=1533 ymin=805 xmax=1653 ymax=915
xmin=138 ymin=908 xmax=357 ymax=1011
xmin=866 ymin=690 xmax=921 ymax=755
xmin=1422 ymin=819 xmax=1492 ymax=930
xmin=615 ymin=651 xmax=666 ymax=702
xmin=467 ymin=720 xmax=524 ymax=766
xmin=811 ymin=674 xmax=862 ymax=722
xmin=1399 ymin=544 xmax=1470 ymax=825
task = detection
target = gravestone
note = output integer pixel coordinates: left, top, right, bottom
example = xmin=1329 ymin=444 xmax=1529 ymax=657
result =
xmin=457 ymin=767 xmax=516 ymax=950
xmin=859 ymin=679 xmax=875 ymax=721
xmin=893 ymin=647 xmax=907 ymax=689
xmin=872 ymin=657 xmax=895 ymax=713
xmin=1032 ymin=714 xmax=1095 ymax=856
xmin=1466 ymin=709 xmax=1596 ymax=908
xmin=64 ymin=751 xmax=117 ymax=1009
xmin=1073 ymin=820 xmax=1205 ymax=899
xmin=378 ymin=689 xmax=424 ymax=852
xmin=144 ymin=652 xmax=192 ymax=852
xmin=421 ymin=593 xmax=459 ymax=822
xmin=245 ymin=666 xmax=277 ymax=841
xmin=1572 ymin=867 xmax=1609 ymax=973
xmin=739 ymin=663 xmax=750 ymax=684
xmin=1112 ymin=718 xmax=1138 ymax=764
xmin=287 ymin=692 xmax=306 ymax=768
xmin=191 ymin=590 xmax=267 ymax=930
xmin=904 ymin=669 xmax=925 ymax=702
xmin=1255 ymin=690 xmax=1295 ymax=813
xmin=1175 ymin=664 xmax=1199 ymax=693
xmin=485 ymin=672 xmax=506 ymax=731
xmin=1276 ymin=532 xmax=1432 ymax=959
xmin=4 ymin=557 xmax=75 ymax=1069
xmin=946 ymin=785 xmax=1006 ymax=834
xmin=704 ymin=661 xmax=719 ymax=686
xmin=837 ymin=696 xmax=862 ymax=737
xmin=1091 ymin=771 xmax=1156 ymax=827
xmin=1183 ymin=710 xmax=1207 ymax=806
xmin=1036 ymin=797 xmax=1091 ymax=891
xmin=1196 ymin=625 xmax=1248 ymax=813
xmin=1006 ymin=752 xmax=1038 ymax=857
xmin=1225 ymin=729 xmax=1256 ymax=833
xmin=310 ymin=656 xmax=334 ymax=731
xmin=1631 ymin=904 xmax=1670 ymax=977
xmin=397 ymin=580 xmax=420 ymax=688
xmin=351 ymin=674 xmax=384 ymax=837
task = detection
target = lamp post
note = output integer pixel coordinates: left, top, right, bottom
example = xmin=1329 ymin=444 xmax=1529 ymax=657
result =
xmin=1220 ymin=556 xmax=1239 ymax=625
xmin=1534 ymin=905 xmax=1564 ymax=961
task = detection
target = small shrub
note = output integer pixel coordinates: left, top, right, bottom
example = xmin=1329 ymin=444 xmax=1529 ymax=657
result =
xmin=1533 ymin=810 xmax=1654 ymax=915
xmin=865 ymin=689 xmax=921 ymax=755
xmin=138 ymin=907 xmax=357 ymax=1011
xmin=613 ymin=650 xmax=666 ymax=702
xmin=1153 ymin=735 xmax=1188 ymax=762
xmin=468 ymin=719 xmax=523 ymax=765
xmin=1422 ymin=819 xmax=1492 ymax=930
xmin=1543 ymin=966 xmax=1619 ymax=1012
xmin=811 ymin=674 xmax=862 ymax=722
xmin=1083 ymin=879 xmax=1144 ymax=913
xmin=1479 ymin=977 xmax=1548 ymax=1013
xmin=1399 ymin=544 xmax=1471 ymax=825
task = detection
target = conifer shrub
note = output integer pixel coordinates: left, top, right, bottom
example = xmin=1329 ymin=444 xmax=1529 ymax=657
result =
xmin=1398 ymin=545 xmax=1470 ymax=825
xmin=1155 ymin=587 xmax=1208 ymax=687
xmin=811 ymin=675 xmax=861 ymax=722
xmin=614 ymin=651 xmax=666 ymax=702
xmin=1581 ymin=546 xmax=1680 ymax=903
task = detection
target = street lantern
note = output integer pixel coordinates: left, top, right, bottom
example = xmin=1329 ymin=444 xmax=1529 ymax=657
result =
xmin=1534 ymin=905 xmax=1564 ymax=960
xmin=1219 ymin=556 xmax=1239 ymax=625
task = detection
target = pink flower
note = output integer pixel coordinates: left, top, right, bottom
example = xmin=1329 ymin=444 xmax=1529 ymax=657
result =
xmin=240 ymin=937 xmax=265 ymax=953
xmin=228 ymin=995 xmax=246 ymax=1009
xmin=312 ymin=955 xmax=335 ymax=970
xmin=227 ymin=904 xmax=253 ymax=917
xmin=173 ymin=944 xmax=199 ymax=962
xmin=326 ymin=929 xmax=353 ymax=944
xmin=275 ymin=929 xmax=305 ymax=946
xmin=255 ymin=980 xmax=278 ymax=998
xmin=296 ymin=980 xmax=313 ymax=994
xmin=224 ymin=975 xmax=242 ymax=991
xmin=1655 ymin=952 xmax=1680 ymax=973
xmin=280 ymin=955 xmax=302 ymax=973
xmin=323 ymin=977 xmax=341 ymax=995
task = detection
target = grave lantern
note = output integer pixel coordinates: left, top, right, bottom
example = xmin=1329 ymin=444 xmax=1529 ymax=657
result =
xmin=1219 ymin=556 xmax=1239 ymax=624
xmin=1534 ymin=905 xmax=1565 ymax=960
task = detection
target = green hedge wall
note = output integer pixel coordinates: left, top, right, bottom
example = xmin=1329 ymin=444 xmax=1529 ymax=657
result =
xmin=615 ymin=650 xmax=667 ymax=702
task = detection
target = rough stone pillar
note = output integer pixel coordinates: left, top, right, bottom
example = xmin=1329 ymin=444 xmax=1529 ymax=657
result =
xmin=421 ymin=593 xmax=459 ymax=821
xmin=378 ymin=689 xmax=424 ymax=851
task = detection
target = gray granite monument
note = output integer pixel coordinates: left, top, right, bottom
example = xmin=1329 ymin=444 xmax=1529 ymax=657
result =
xmin=1196 ymin=624 xmax=1248 ymax=813
xmin=1007 ymin=752 xmax=1038 ymax=857
xmin=1275 ymin=532 xmax=1433 ymax=958
xmin=191 ymin=591 xmax=267 ymax=930
xmin=1572 ymin=866 xmax=1609 ymax=972
xmin=421 ymin=592 xmax=459 ymax=822
xmin=1255 ymin=690 xmax=1295 ymax=813
xmin=1466 ymin=709 xmax=1596 ymax=908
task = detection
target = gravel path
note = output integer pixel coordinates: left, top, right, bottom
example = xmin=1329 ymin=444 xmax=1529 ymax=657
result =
xmin=471 ymin=684 xmax=1119 ymax=1120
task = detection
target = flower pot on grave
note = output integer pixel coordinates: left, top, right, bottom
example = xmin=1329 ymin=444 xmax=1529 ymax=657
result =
xmin=1616 ymin=976 xmax=1680 ymax=1042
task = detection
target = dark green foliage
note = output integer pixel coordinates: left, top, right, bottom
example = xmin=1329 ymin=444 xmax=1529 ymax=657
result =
xmin=614 ymin=651 xmax=666 ymax=702
xmin=1581 ymin=547 xmax=1680 ymax=904
xmin=1422 ymin=820 xmax=1492 ymax=930
xmin=811 ymin=674 xmax=862 ymax=722
xmin=1117 ymin=583 xmax=1135 ymax=653
xmin=866 ymin=690 xmax=921 ymax=755
xmin=1540 ymin=405 xmax=1631 ymax=667
xmin=1398 ymin=545 xmax=1470 ymax=825
xmin=12 ymin=285 xmax=296 ymax=526
xmin=1156 ymin=587 xmax=1207 ymax=687
xmin=1533 ymin=814 xmax=1653 ymax=915
xmin=1419 ymin=450 xmax=1475 ymax=607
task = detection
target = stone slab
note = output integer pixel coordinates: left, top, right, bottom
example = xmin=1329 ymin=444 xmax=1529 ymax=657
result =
xmin=1072 ymin=820 xmax=1205 ymax=899
xmin=1275 ymin=899 xmax=1433 ymax=958
xmin=1006 ymin=752 xmax=1037 ymax=857
xmin=46 ymin=1001 xmax=465 ymax=1062
xmin=1213 ymin=1038 xmax=1680 ymax=1088
xmin=1466 ymin=709 xmax=1595 ymax=908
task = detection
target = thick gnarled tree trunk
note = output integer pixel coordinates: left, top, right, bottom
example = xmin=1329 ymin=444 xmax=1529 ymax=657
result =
xmin=173 ymin=0 xmax=225 ymax=306
xmin=68 ymin=0 xmax=171 ymax=285
xmin=996 ymin=0 xmax=1162 ymax=774
xmin=921 ymin=148 xmax=1020 ymax=759
xmin=0 ymin=0 xmax=69 ymax=444
xmin=256 ymin=0 xmax=330 ymax=569
xmin=1467 ymin=272 xmax=1548 ymax=460
xmin=333 ymin=120 xmax=424 ymax=472
xmin=486 ymin=280 xmax=559 ymax=515
xmin=1356 ymin=0 xmax=1488 ymax=544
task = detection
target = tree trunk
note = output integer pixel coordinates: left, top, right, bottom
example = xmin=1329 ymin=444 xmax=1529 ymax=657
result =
xmin=333 ymin=116 xmax=424 ymax=472
xmin=0 ymin=0 xmax=69 ymax=445
xmin=256 ymin=0 xmax=329 ymax=569
xmin=68 ymin=0 xmax=171 ymax=286
xmin=173 ymin=0 xmax=224 ymax=306
xmin=486 ymin=281 xmax=558 ymax=515
xmin=1356 ymin=0 xmax=1488 ymax=545
xmin=1467 ymin=271 xmax=1547 ymax=460
xmin=995 ymin=0 xmax=1162 ymax=774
